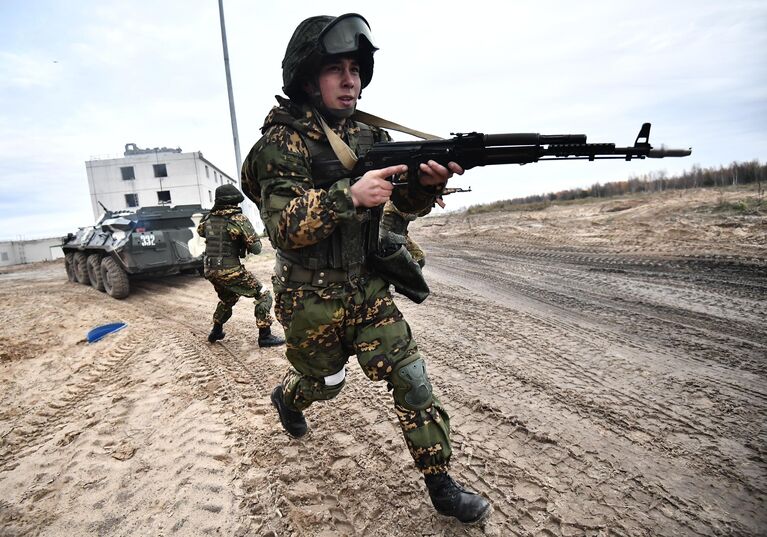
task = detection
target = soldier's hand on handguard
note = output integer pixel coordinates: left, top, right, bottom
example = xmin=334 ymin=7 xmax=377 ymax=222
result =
xmin=419 ymin=160 xmax=463 ymax=187
xmin=351 ymin=164 xmax=406 ymax=208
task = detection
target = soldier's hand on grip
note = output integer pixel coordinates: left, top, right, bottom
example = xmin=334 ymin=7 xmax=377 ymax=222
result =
xmin=350 ymin=164 xmax=406 ymax=208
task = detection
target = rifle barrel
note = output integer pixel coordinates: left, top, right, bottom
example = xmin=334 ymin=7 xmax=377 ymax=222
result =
xmin=648 ymin=146 xmax=692 ymax=158
xmin=483 ymin=133 xmax=587 ymax=146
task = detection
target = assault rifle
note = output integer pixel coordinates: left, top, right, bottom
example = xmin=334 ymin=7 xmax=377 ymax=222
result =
xmin=315 ymin=123 xmax=690 ymax=186
xmin=440 ymin=187 xmax=472 ymax=196
xmin=436 ymin=186 xmax=471 ymax=208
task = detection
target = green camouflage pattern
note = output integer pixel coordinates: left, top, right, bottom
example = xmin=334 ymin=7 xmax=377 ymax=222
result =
xmin=241 ymin=97 xmax=435 ymax=258
xmin=241 ymin=99 xmax=362 ymax=251
xmin=199 ymin=207 xmax=271 ymax=328
xmin=281 ymin=15 xmax=334 ymax=100
xmin=206 ymin=266 xmax=274 ymax=328
xmin=241 ymin=97 xmax=451 ymax=474
xmin=197 ymin=206 xmax=262 ymax=256
xmin=394 ymin=399 xmax=451 ymax=475
xmin=275 ymin=275 xmax=451 ymax=474
xmin=404 ymin=235 xmax=425 ymax=267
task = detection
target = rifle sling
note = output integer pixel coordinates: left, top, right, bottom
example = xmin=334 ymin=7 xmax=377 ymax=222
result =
xmin=352 ymin=110 xmax=442 ymax=141
xmin=315 ymin=112 xmax=358 ymax=171
xmin=314 ymin=108 xmax=443 ymax=172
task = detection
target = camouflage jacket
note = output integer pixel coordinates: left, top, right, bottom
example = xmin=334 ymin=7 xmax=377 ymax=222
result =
xmin=197 ymin=206 xmax=262 ymax=257
xmin=241 ymin=96 xmax=437 ymax=255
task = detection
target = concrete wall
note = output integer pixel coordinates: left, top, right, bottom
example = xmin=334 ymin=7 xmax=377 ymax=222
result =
xmin=0 ymin=238 xmax=65 ymax=267
xmin=85 ymin=150 xmax=236 ymax=220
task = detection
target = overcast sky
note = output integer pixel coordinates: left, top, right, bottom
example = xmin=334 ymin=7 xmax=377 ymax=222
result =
xmin=1 ymin=0 xmax=765 ymax=239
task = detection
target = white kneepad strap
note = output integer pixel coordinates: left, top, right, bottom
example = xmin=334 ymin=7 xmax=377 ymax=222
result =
xmin=324 ymin=368 xmax=346 ymax=387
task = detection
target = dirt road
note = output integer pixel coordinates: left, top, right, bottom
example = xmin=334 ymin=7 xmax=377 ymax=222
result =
xmin=1 ymin=187 xmax=765 ymax=536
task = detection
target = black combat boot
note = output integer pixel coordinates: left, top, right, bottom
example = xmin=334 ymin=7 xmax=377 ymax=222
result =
xmin=270 ymin=384 xmax=307 ymax=437
xmin=258 ymin=327 xmax=285 ymax=347
xmin=207 ymin=322 xmax=225 ymax=343
xmin=424 ymin=472 xmax=491 ymax=524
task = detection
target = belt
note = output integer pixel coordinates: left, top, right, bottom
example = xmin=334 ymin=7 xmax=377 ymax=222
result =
xmin=274 ymin=256 xmax=364 ymax=287
xmin=205 ymin=256 xmax=240 ymax=268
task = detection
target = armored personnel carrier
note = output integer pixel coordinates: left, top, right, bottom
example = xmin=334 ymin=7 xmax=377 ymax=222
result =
xmin=62 ymin=204 xmax=208 ymax=299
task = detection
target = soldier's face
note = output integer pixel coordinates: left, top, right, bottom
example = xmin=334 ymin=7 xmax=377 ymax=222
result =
xmin=312 ymin=57 xmax=361 ymax=111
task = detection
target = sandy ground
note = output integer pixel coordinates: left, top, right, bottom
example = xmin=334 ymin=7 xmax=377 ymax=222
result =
xmin=0 ymin=186 xmax=765 ymax=537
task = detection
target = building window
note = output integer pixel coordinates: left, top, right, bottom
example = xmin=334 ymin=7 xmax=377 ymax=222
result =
xmin=125 ymin=193 xmax=139 ymax=207
xmin=208 ymin=190 xmax=213 ymax=202
xmin=205 ymin=165 xmax=209 ymax=178
xmin=157 ymin=190 xmax=172 ymax=204
xmin=120 ymin=166 xmax=135 ymax=180
xmin=153 ymin=163 xmax=168 ymax=177
xmin=1 ymin=252 xmax=8 ymax=262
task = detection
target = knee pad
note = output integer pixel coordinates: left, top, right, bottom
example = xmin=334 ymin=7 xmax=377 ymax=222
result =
xmin=392 ymin=358 xmax=433 ymax=411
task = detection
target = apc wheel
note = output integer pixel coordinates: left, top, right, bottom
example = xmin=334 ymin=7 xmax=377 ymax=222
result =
xmin=64 ymin=253 xmax=77 ymax=282
xmin=87 ymin=254 xmax=105 ymax=292
xmin=73 ymin=252 xmax=90 ymax=285
xmin=101 ymin=257 xmax=130 ymax=299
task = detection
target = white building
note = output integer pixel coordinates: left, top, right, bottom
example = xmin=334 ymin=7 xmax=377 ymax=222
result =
xmin=0 ymin=238 xmax=65 ymax=268
xmin=85 ymin=143 xmax=238 ymax=220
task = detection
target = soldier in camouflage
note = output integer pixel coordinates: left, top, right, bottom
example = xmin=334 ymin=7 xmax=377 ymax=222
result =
xmin=241 ymin=13 xmax=490 ymax=523
xmin=198 ymin=184 xmax=285 ymax=348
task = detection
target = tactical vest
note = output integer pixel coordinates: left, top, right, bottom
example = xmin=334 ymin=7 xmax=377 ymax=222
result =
xmin=277 ymin=122 xmax=378 ymax=274
xmin=203 ymin=214 xmax=241 ymax=268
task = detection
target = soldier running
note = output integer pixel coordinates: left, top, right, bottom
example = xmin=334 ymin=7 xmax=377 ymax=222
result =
xmin=198 ymin=184 xmax=285 ymax=348
xmin=240 ymin=13 xmax=490 ymax=523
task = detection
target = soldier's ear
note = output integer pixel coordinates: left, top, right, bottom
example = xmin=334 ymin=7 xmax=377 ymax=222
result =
xmin=302 ymin=80 xmax=315 ymax=96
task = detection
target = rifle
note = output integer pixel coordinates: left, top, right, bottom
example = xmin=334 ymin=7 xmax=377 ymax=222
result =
xmin=435 ymin=186 xmax=472 ymax=208
xmin=315 ymin=123 xmax=690 ymax=304
xmin=439 ymin=187 xmax=472 ymax=196
xmin=314 ymin=122 xmax=690 ymax=186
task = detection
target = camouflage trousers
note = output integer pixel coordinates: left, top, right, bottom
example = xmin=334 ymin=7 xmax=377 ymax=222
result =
xmin=404 ymin=235 xmax=425 ymax=267
xmin=205 ymin=265 xmax=274 ymax=329
xmin=273 ymin=275 xmax=452 ymax=474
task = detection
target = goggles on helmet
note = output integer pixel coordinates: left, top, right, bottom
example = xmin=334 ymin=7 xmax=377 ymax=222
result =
xmin=318 ymin=13 xmax=378 ymax=55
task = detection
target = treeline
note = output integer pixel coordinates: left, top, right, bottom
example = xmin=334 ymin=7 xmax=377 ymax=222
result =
xmin=499 ymin=160 xmax=765 ymax=207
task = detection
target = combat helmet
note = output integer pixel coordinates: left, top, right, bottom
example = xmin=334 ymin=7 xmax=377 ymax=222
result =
xmin=214 ymin=184 xmax=244 ymax=206
xmin=282 ymin=13 xmax=378 ymax=103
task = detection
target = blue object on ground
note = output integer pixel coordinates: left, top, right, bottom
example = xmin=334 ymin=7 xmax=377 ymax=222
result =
xmin=87 ymin=322 xmax=127 ymax=343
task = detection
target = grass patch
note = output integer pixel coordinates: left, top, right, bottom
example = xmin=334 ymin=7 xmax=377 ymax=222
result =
xmin=465 ymin=194 xmax=639 ymax=215
xmin=709 ymin=198 xmax=765 ymax=215
xmin=466 ymin=200 xmax=549 ymax=214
